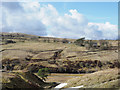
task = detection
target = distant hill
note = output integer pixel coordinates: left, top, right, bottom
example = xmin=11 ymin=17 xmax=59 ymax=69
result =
xmin=0 ymin=32 xmax=118 ymax=45
xmin=0 ymin=32 xmax=76 ymax=44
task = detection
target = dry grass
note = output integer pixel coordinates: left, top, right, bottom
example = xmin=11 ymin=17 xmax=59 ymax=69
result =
xmin=1 ymin=40 xmax=118 ymax=64
xmin=49 ymin=73 xmax=84 ymax=76
xmin=1 ymin=38 xmax=118 ymax=62
xmin=77 ymin=50 xmax=118 ymax=62
xmin=1 ymin=49 xmax=34 ymax=61
xmin=1 ymin=33 xmax=119 ymax=89
xmin=27 ymin=61 xmax=58 ymax=68
xmin=39 ymin=73 xmax=84 ymax=83
xmin=63 ymin=68 xmax=119 ymax=88
xmin=2 ymin=41 xmax=86 ymax=52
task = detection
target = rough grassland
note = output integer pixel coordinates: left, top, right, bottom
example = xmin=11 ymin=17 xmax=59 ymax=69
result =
xmin=63 ymin=68 xmax=119 ymax=88
xmin=1 ymin=32 xmax=119 ymax=89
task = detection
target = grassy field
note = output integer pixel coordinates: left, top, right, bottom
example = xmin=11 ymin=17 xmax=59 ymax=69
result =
xmin=1 ymin=32 xmax=119 ymax=89
xmin=2 ymin=41 xmax=86 ymax=52
xmin=46 ymin=74 xmax=84 ymax=83
xmin=34 ymin=73 xmax=85 ymax=83
xmin=63 ymin=68 xmax=119 ymax=88
xmin=2 ymin=41 xmax=118 ymax=62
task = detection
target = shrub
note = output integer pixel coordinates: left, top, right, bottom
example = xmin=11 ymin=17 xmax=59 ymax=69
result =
xmin=62 ymin=38 xmax=69 ymax=43
xmin=53 ymin=39 xmax=58 ymax=42
xmin=5 ymin=40 xmax=16 ymax=44
xmin=84 ymin=40 xmax=98 ymax=51
xmin=48 ymin=60 xmax=56 ymax=64
xmin=30 ymin=37 xmax=39 ymax=41
xmin=58 ymin=67 xmax=64 ymax=72
xmin=47 ymin=39 xmax=50 ymax=43
xmin=85 ymin=63 xmax=90 ymax=68
xmin=74 ymin=37 xmax=85 ymax=46
xmin=99 ymin=40 xmax=109 ymax=50
xmin=43 ymin=39 xmax=46 ymax=42
xmin=37 ymin=68 xmax=50 ymax=81
xmin=84 ymin=41 xmax=90 ymax=50
xmin=53 ymin=39 xmax=56 ymax=42
xmin=79 ymin=62 xmax=85 ymax=67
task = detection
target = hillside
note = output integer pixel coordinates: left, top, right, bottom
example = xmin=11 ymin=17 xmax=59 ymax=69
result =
xmin=63 ymin=68 xmax=119 ymax=88
xmin=2 ymin=71 xmax=57 ymax=89
xmin=0 ymin=32 xmax=119 ymax=89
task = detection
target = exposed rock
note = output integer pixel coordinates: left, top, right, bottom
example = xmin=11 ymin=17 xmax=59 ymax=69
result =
xmin=2 ymin=71 xmax=44 ymax=89
xmin=2 ymin=71 xmax=57 ymax=89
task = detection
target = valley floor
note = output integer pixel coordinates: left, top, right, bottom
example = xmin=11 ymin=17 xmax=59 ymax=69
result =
xmin=46 ymin=73 xmax=85 ymax=83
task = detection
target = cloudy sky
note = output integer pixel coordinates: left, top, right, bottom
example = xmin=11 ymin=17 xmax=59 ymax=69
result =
xmin=1 ymin=2 xmax=118 ymax=40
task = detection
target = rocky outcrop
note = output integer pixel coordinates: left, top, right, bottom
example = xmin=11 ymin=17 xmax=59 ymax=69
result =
xmin=2 ymin=71 xmax=43 ymax=89
xmin=2 ymin=71 xmax=57 ymax=89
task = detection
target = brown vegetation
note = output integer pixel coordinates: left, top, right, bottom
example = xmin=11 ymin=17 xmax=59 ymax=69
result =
xmin=0 ymin=32 xmax=119 ymax=89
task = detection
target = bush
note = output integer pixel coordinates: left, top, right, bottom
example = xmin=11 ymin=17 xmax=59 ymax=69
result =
xmin=43 ymin=39 xmax=46 ymax=42
xmin=47 ymin=39 xmax=50 ymax=43
xmin=53 ymin=39 xmax=58 ymax=42
xmin=99 ymin=40 xmax=109 ymax=50
xmin=5 ymin=40 xmax=16 ymax=44
xmin=79 ymin=62 xmax=85 ymax=67
xmin=62 ymin=38 xmax=69 ymax=43
xmin=84 ymin=40 xmax=98 ymax=50
xmin=37 ymin=68 xmax=50 ymax=81
xmin=74 ymin=37 xmax=85 ymax=46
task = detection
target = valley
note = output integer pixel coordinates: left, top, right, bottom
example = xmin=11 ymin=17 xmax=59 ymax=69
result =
xmin=0 ymin=32 xmax=119 ymax=89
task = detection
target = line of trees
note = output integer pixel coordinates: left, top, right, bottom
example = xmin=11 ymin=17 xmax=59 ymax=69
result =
xmin=74 ymin=37 xmax=112 ymax=51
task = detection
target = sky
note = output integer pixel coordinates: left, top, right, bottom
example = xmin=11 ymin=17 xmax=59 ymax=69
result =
xmin=1 ymin=2 xmax=118 ymax=40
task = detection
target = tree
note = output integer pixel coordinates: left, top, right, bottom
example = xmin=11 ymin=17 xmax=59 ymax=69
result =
xmin=37 ymin=68 xmax=50 ymax=81
xmin=43 ymin=39 xmax=46 ymax=42
xmin=38 ymin=36 xmax=41 ymax=38
xmin=84 ymin=41 xmax=90 ymax=50
xmin=48 ymin=39 xmax=50 ymax=43
xmin=84 ymin=40 xmax=98 ymax=51
xmin=62 ymin=38 xmax=69 ymax=43
xmin=74 ymin=37 xmax=85 ymax=46
xmin=53 ymin=39 xmax=57 ymax=42
xmin=53 ymin=39 xmax=58 ymax=42
xmin=5 ymin=40 xmax=16 ymax=44
xmin=99 ymin=40 xmax=109 ymax=50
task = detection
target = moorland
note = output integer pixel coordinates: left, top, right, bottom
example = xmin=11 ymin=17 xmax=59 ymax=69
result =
xmin=0 ymin=32 xmax=119 ymax=89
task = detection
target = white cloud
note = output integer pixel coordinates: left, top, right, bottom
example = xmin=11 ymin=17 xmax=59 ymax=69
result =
xmin=2 ymin=2 xmax=47 ymax=36
xmin=1 ymin=2 xmax=118 ymax=40
xmin=88 ymin=22 xmax=118 ymax=39
xmin=20 ymin=2 xmax=40 ymax=12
